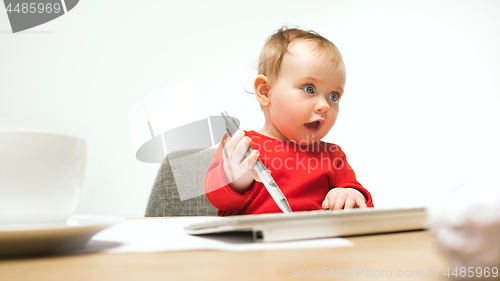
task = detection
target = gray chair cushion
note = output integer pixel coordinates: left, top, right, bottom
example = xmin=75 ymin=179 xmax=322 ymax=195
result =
xmin=145 ymin=148 xmax=218 ymax=217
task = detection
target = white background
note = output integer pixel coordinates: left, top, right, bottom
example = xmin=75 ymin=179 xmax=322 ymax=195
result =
xmin=1 ymin=0 xmax=499 ymax=217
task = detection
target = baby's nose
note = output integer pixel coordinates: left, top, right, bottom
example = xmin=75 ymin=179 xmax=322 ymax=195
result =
xmin=314 ymin=98 xmax=329 ymax=113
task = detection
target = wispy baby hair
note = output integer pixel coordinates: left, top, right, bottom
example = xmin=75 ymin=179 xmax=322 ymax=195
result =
xmin=258 ymin=26 xmax=343 ymax=81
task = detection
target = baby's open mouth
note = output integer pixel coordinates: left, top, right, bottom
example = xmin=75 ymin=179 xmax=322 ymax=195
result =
xmin=304 ymin=121 xmax=320 ymax=129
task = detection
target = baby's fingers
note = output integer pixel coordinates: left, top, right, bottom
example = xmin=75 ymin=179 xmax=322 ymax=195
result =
xmin=322 ymin=191 xmax=339 ymax=210
xmin=321 ymin=198 xmax=329 ymax=210
xmin=356 ymin=199 xmax=367 ymax=209
xmin=232 ymin=136 xmax=253 ymax=164
xmin=244 ymin=150 xmax=260 ymax=180
xmin=223 ymin=130 xmax=245 ymax=158
xmin=251 ymin=168 xmax=271 ymax=183
xmin=249 ymin=168 xmax=261 ymax=182
xmin=332 ymin=192 xmax=347 ymax=210
xmin=343 ymin=195 xmax=356 ymax=209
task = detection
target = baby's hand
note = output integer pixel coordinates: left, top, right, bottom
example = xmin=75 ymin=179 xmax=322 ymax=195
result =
xmin=222 ymin=130 xmax=262 ymax=193
xmin=322 ymin=188 xmax=367 ymax=210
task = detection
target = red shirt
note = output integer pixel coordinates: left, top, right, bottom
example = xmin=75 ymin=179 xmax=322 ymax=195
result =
xmin=204 ymin=131 xmax=373 ymax=216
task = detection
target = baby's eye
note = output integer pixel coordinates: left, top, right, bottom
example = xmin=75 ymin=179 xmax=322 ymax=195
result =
xmin=329 ymin=93 xmax=338 ymax=101
xmin=302 ymin=85 xmax=315 ymax=94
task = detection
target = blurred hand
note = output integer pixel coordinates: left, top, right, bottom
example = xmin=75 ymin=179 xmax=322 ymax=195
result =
xmin=222 ymin=130 xmax=262 ymax=193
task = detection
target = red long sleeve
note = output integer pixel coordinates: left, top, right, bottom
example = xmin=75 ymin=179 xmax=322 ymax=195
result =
xmin=204 ymin=131 xmax=373 ymax=216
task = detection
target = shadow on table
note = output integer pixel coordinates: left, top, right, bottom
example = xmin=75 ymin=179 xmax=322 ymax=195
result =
xmin=195 ymin=231 xmax=255 ymax=244
xmin=0 ymin=240 xmax=124 ymax=260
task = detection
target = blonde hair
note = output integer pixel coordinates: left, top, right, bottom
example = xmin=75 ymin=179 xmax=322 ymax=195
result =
xmin=258 ymin=27 xmax=343 ymax=81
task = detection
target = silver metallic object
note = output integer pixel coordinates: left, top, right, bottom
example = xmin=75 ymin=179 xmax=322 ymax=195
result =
xmin=221 ymin=111 xmax=292 ymax=214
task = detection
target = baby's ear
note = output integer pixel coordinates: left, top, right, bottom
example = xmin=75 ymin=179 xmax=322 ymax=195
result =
xmin=254 ymin=75 xmax=271 ymax=107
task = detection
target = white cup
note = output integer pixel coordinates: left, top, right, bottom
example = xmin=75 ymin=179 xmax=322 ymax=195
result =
xmin=0 ymin=130 xmax=87 ymax=224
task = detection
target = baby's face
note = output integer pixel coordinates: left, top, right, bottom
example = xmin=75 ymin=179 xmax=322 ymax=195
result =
xmin=265 ymin=41 xmax=346 ymax=144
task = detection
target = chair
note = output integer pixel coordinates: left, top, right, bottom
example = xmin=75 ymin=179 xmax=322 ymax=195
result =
xmin=145 ymin=148 xmax=218 ymax=217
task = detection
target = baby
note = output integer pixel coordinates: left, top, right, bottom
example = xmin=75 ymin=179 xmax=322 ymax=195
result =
xmin=204 ymin=27 xmax=374 ymax=216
